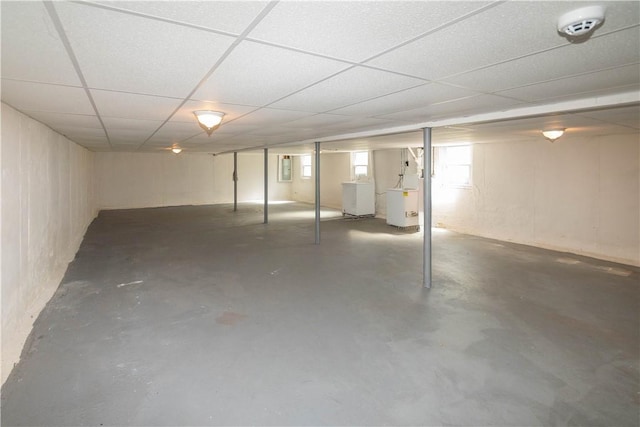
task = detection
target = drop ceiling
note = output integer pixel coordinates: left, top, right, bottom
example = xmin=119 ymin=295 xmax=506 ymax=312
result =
xmin=1 ymin=1 xmax=639 ymax=154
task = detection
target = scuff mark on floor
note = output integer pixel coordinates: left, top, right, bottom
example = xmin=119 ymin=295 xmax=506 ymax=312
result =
xmin=117 ymin=280 xmax=144 ymax=288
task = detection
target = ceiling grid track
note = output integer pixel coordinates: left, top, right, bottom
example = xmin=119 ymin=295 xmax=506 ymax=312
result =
xmin=42 ymin=0 xmax=113 ymax=149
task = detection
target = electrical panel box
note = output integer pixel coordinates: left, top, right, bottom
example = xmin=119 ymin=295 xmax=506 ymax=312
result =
xmin=342 ymin=182 xmax=375 ymax=216
xmin=386 ymin=189 xmax=420 ymax=228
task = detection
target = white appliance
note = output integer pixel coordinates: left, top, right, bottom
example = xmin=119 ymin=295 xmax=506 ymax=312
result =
xmin=386 ymin=189 xmax=420 ymax=228
xmin=342 ymin=182 xmax=375 ymax=216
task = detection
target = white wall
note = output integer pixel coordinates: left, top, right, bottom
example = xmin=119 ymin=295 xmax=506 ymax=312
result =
xmin=291 ymin=152 xmax=351 ymax=210
xmin=95 ymin=151 xmax=291 ymax=209
xmin=1 ymin=103 xmax=96 ymax=384
xmin=433 ymin=134 xmax=640 ymax=266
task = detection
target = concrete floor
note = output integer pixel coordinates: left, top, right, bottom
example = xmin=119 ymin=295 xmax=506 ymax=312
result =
xmin=2 ymin=202 xmax=638 ymax=426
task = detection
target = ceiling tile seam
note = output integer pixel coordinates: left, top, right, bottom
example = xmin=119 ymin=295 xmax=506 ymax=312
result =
xmin=217 ymin=64 xmax=359 ymax=127
xmin=176 ymin=131 xmax=208 ymax=145
xmin=319 ymin=82 xmax=436 ymax=116
xmin=135 ymin=1 xmax=280 ymax=150
xmin=83 ymin=85 xmax=267 ymax=112
xmin=43 ymin=1 xmax=113 ymax=149
xmin=490 ymin=62 xmax=640 ymax=95
xmin=0 ymin=77 xmax=84 ymax=89
xmin=242 ymin=37 xmax=360 ymax=67
xmin=88 ymin=87 xmax=185 ymax=101
xmin=433 ymin=23 xmax=640 ymax=83
xmin=347 ymin=63 xmax=433 ymax=83
xmin=524 ymin=84 xmax=640 ymax=107
xmin=360 ymin=0 xmax=507 ymax=65
xmin=70 ymin=0 xmax=239 ymax=39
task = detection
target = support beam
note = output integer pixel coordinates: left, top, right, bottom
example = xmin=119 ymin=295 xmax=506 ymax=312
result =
xmin=423 ymin=128 xmax=432 ymax=288
xmin=233 ymin=152 xmax=238 ymax=212
xmin=314 ymin=142 xmax=321 ymax=245
xmin=264 ymin=148 xmax=268 ymax=224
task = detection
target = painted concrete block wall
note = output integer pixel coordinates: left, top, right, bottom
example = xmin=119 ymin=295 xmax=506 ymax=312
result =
xmin=290 ymin=153 xmax=351 ymax=210
xmin=433 ymin=134 xmax=640 ymax=266
xmin=1 ymin=103 xmax=96 ymax=384
xmin=95 ymin=152 xmax=291 ymax=210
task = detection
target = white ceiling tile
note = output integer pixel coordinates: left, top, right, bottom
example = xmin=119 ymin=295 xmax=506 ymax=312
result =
xmin=91 ymin=90 xmax=183 ymax=121
xmin=326 ymin=117 xmax=404 ymax=132
xmin=54 ymin=2 xmax=236 ymax=97
xmin=229 ymin=108 xmax=316 ymax=127
xmin=329 ymin=82 xmax=481 ymax=117
xmin=1 ymin=80 xmax=94 ymax=115
xmin=442 ymin=28 xmax=640 ymax=93
xmin=249 ymin=1 xmax=492 ymax=62
xmin=271 ymin=67 xmax=425 ymax=112
xmin=184 ymin=133 xmax=255 ymax=149
xmin=20 ymin=112 xmax=102 ymax=130
xmin=0 ymin=2 xmax=81 ymax=86
xmin=244 ymin=127 xmax=312 ymax=138
xmin=377 ymin=94 xmax=525 ymax=122
xmin=102 ymin=117 xmax=163 ymax=134
xmin=497 ymin=64 xmax=640 ymax=102
xmin=92 ymin=1 xmax=269 ymax=34
xmin=54 ymin=127 xmax=108 ymax=143
xmin=281 ymin=114 xmax=354 ymax=129
xmin=192 ymin=41 xmax=350 ymax=106
xmin=148 ymin=121 xmax=202 ymax=144
xmin=496 ymin=65 xmax=640 ymax=102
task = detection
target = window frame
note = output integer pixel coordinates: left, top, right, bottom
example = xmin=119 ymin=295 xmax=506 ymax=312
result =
xmin=300 ymin=154 xmax=312 ymax=179
xmin=436 ymin=145 xmax=472 ymax=188
xmin=352 ymin=151 xmax=369 ymax=179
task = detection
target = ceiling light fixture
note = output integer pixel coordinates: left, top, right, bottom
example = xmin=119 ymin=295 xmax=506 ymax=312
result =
xmin=542 ymin=129 xmax=565 ymax=142
xmin=558 ymin=5 xmax=605 ymax=37
xmin=171 ymin=147 xmax=182 ymax=154
xmin=193 ymin=110 xmax=225 ymax=136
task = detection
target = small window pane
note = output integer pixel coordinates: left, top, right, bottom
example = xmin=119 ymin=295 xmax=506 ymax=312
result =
xmin=354 ymin=165 xmax=368 ymax=176
xmin=446 ymin=146 xmax=471 ymax=164
xmin=354 ymin=151 xmax=368 ymax=165
xmin=447 ymin=165 xmax=470 ymax=186
xmin=302 ymin=165 xmax=312 ymax=178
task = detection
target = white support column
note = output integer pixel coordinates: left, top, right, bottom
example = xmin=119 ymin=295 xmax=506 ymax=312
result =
xmin=315 ymin=142 xmax=321 ymax=245
xmin=264 ymin=148 xmax=268 ymax=224
xmin=423 ymin=128 xmax=432 ymax=288
xmin=233 ymin=151 xmax=238 ymax=212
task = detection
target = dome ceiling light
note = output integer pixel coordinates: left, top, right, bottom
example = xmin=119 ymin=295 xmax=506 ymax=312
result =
xmin=193 ymin=110 xmax=225 ymax=136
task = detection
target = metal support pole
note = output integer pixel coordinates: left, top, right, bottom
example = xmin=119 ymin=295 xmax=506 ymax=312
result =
xmin=233 ymin=151 xmax=238 ymax=212
xmin=314 ymin=142 xmax=321 ymax=245
xmin=423 ymin=128 xmax=432 ymax=288
xmin=264 ymin=148 xmax=268 ymax=224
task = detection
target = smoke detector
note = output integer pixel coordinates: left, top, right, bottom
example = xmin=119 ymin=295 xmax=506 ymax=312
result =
xmin=558 ymin=5 xmax=606 ymax=36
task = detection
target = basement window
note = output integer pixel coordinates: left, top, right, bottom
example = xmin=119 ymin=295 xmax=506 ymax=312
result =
xmin=437 ymin=145 xmax=472 ymax=187
xmin=301 ymin=155 xmax=312 ymax=179
xmin=352 ymin=151 xmax=369 ymax=178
